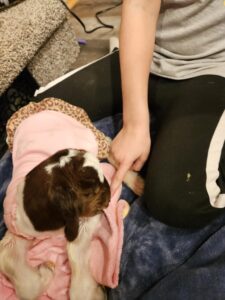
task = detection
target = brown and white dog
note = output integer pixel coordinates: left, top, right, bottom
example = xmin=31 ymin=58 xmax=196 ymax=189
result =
xmin=0 ymin=148 xmax=111 ymax=299
xmin=22 ymin=148 xmax=110 ymax=241
xmin=0 ymin=98 xmax=144 ymax=300
xmin=0 ymin=148 xmax=143 ymax=300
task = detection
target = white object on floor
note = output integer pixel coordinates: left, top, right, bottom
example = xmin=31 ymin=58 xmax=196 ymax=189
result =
xmin=109 ymin=36 xmax=119 ymax=53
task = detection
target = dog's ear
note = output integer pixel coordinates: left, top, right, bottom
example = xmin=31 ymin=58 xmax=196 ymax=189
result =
xmin=50 ymin=185 xmax=80 ymax=242
xmin=64 ymin=212 xmax=79 ymax=242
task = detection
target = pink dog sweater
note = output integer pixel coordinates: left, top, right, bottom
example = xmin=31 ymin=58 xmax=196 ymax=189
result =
xmin=0 ymin=110 xmax=127 ymax=299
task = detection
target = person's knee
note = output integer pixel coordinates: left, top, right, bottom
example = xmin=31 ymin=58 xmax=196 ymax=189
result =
xmin=143 ymin=188 xmax=223 ymax=228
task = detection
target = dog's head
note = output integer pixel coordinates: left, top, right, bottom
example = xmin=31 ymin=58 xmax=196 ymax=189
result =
xmin=23 ymin=149 xmax=110 ymax=241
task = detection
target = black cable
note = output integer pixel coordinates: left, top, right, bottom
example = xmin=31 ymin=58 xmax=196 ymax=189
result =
xmin=59 ymin=0 xmax=122 ymax=34
xmin=95 ymin=2 xmax=121 ymax=28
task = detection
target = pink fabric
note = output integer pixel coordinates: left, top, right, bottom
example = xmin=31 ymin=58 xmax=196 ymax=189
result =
xmin=0 ymin=110 xmax=125 ymax=299
xmin=91 ymin=163 xmax=127 ymax=288
xmin=4 ymin=110 xmax=98 ymax=235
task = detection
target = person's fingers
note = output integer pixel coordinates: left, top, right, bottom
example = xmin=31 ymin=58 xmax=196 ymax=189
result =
xmin=132 ymin=153 xmax=149 ymax=171
xmin=111 ymin=161 xmax=131 ymax=193
xmin=108 ymin=152 xmax=119 ymax=168
xmin=132 ymin=158 xmax=145 ymax=171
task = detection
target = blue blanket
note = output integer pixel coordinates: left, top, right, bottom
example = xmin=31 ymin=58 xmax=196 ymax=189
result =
xmin=1 ymin=115 xmax=225 ymax=300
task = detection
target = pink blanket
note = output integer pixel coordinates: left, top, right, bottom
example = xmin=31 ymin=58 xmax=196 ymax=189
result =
xmin=0 ymin=111 xmax=126 ymax=299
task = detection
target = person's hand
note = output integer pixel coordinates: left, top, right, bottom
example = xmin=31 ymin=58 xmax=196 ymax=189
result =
xmin=110 ymin=123 xmax=151 ymax=193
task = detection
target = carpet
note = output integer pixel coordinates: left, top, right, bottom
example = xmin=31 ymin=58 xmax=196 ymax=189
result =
xmin=0 ymin=0 xmax=80 ymax=95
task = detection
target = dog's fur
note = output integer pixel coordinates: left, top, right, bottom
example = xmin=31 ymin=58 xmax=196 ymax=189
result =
xmin=0 ymin=232 xmax=55 ymax=300
xmin=67 ymin=214 xmax=107 ymax=300
xmin=22 ymin=149 xmax=110 ymax=241
xmin=0 ymin=148 xmax=143 ymax=299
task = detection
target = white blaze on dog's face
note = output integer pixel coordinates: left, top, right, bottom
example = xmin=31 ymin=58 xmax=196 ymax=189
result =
xmin=45 ymin=149 xmax=104 ymax=184
xmin=21 ymin=149 xmax=110 ymax=242
xmin=45 ymin=149 xmax=79 ymax=174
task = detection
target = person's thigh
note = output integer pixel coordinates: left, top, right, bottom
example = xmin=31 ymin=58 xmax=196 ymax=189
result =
xmin=143 ymin=75 xmax=225 ymax=228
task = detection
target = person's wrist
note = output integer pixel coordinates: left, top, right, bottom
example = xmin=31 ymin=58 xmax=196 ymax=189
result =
xmin=123 ymin=122 xmax=150 ymax=138
xmin=123 ymin=112 xmax=150 ymax=130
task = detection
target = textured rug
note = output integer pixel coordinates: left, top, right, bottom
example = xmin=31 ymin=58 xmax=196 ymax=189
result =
xmin=28 ymin=18 xmax=80 ymax=87
xmin=0 ymin=0 xmax=80 ymax=95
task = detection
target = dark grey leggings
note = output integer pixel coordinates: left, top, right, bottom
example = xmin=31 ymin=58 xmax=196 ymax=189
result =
xmin=36 ymin=52 xmax=225 ymax=228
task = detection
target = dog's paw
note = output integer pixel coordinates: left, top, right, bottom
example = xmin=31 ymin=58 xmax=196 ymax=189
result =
xmin=123 ymin=170 xmax=145 ymax=196
xmin=39 ymin=261 xmax=55 ymax=284
xmin=0 ymin=232 xmax=16 ymax=249
xmin=43 ymin=261 xmax=55 ymax=272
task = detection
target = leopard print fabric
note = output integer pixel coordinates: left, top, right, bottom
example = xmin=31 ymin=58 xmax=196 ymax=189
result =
xmin=6 ymin=97 xmax=111 ymax=159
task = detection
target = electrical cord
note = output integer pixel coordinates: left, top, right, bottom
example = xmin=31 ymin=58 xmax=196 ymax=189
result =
xmin=59 ymin=0 xmax=122 ymax=34
xmin=95 ymin=2 xmax=122 ymax=28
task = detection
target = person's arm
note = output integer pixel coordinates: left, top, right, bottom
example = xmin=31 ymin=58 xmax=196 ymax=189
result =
xmin=110 ymin=0 xmax=161 ymax=192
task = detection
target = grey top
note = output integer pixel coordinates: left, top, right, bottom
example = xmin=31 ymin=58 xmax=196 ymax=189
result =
xmin=151 ymin=0 xmax=225 ymax=79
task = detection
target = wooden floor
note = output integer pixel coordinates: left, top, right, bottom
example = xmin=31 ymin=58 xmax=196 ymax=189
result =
xmin=70 ymin=1 xmax=121 ymax=68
